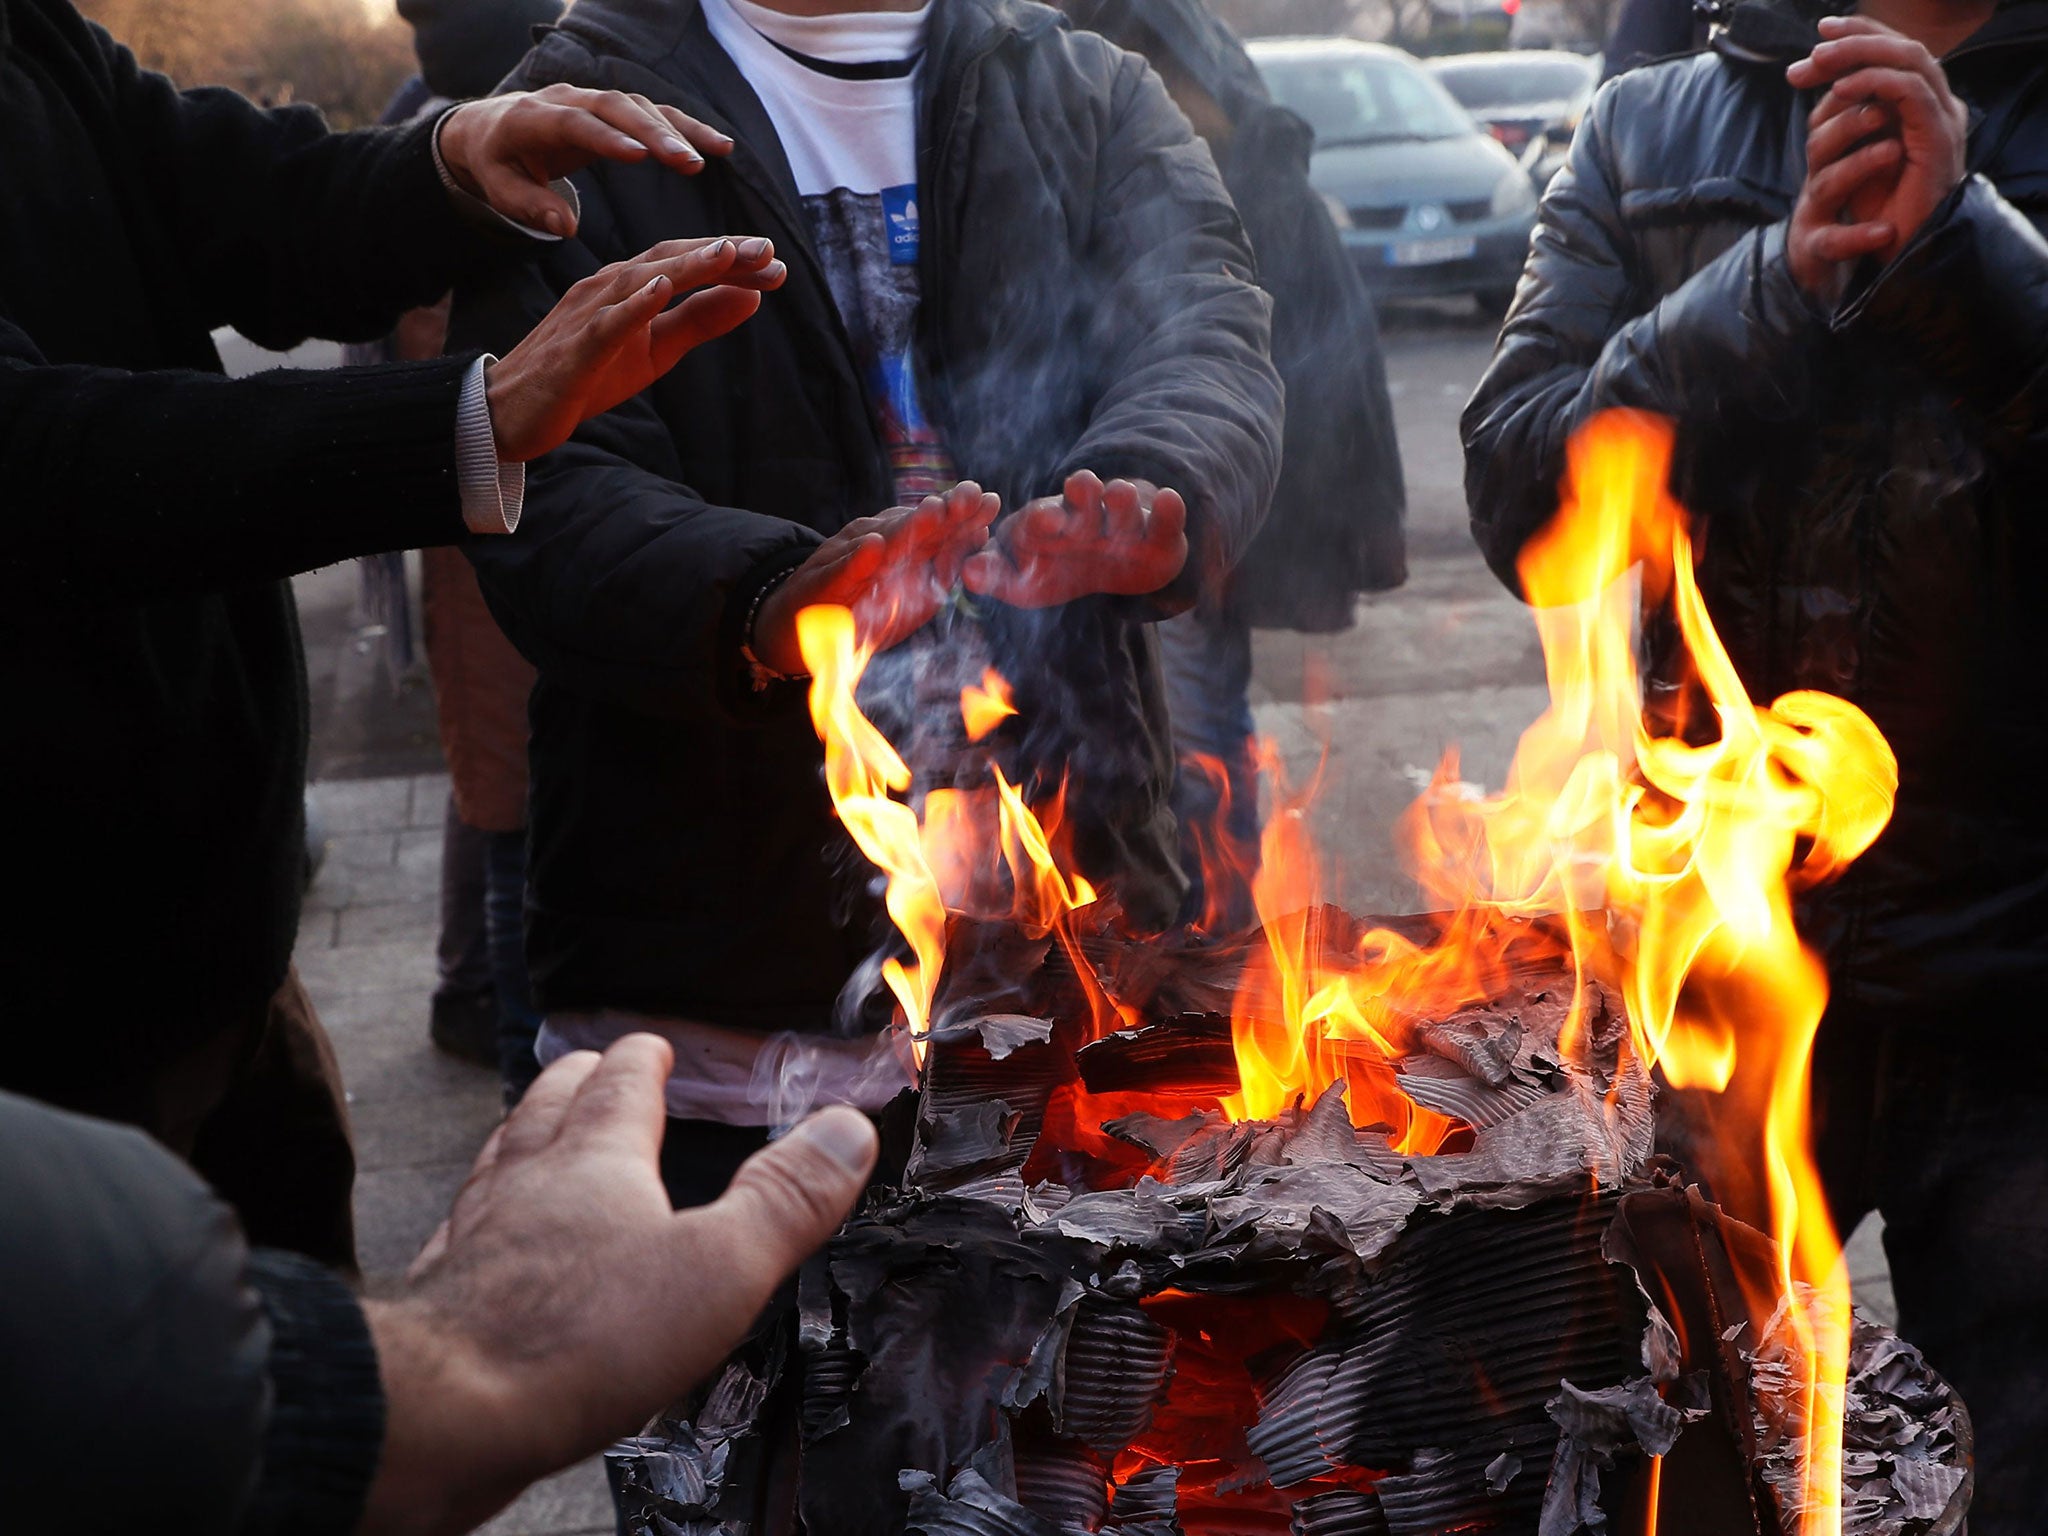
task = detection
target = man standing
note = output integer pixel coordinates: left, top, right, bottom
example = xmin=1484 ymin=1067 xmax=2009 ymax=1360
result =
xmin=454 ymin=0 xmax=1280 ymax=1201
xmin=1463 ymin=0 xmax=2048 ymax=1524
xmin=1 ymin=0 xmax=783 ymax=1268
xmin=1062 ymin=0 xmax=1408 ymax=933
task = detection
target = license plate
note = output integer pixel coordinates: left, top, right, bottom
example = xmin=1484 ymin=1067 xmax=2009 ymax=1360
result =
xmin=1388 ymin=236 xmax=1477 ymax=267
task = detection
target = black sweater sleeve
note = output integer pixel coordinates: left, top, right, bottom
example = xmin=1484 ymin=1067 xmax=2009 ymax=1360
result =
xmin=84 ymin=11 xmax=520 ymax=350
xmin=0 ymin=1090 xmax=385 ymax=1536
xmin=0 ymin=317 xmax=473 ymax=602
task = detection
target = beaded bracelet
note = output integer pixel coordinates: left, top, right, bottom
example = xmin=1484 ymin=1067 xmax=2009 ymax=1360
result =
xmin=739 ymin=562 xmax=807 ymax=693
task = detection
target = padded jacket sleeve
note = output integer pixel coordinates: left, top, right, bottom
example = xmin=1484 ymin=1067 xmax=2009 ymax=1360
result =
xmin=1049 ymin=44 xmax=1284 ymax=611
xmin=0 ymin=1090 xmax=384 ymax=1536
xmin=1460 ymin=77 xmax=1830 ymax=595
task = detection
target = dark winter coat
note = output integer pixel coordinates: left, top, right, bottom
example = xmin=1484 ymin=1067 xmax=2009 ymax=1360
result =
xmin=0 ymin=1088 xmax=384 ymax=1534
xmin=1463 ymin=0 xmax=2048 ymax=1013
xmin=0 ymin=0 xmax=513 ymax=1105
xmin=1220 ymin=103 xmax=1406 ymax=629
xmin=1063 ymin=0 xmax=1407 ymax=630
xmin=453 ymin=0 xmax=1282 ymax=1031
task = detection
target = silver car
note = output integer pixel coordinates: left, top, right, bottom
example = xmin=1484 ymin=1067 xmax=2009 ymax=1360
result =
xmin=1247 ymin=37 xmax=1538 ymax=309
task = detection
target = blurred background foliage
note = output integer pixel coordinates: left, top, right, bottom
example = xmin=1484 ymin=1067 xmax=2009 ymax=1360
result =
xmin=77 ymin=0 xmax=416 ymax=127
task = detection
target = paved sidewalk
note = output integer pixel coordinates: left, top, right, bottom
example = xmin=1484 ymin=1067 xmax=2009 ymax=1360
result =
xmin=302 ymin=773 xmax=613 ymax=1536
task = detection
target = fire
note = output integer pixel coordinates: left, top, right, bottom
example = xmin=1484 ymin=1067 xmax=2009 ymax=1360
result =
xmin=799 ymin=606 xmax=947 ymax=1057
xmin=799 ymin=413 xmax=1893 ymax=1532
xmin=1219 ymin=411 xmax=1892 ymax=1535
xmin=797 ymin=606 xmax=1100 ymax=1057
xmin=961 ymin=668 xmax=1016 ymax=742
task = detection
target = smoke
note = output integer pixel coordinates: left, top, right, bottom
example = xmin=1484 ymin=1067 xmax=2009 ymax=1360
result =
xmin=747 ymin=1025 xmax=919 ymax=1137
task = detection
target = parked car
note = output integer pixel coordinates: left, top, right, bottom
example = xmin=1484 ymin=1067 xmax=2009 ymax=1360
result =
xmin=1426 ymin=49 xmax=1596 ymax=155
xmin=1246 ymin=37 xmax=1537 ymax=308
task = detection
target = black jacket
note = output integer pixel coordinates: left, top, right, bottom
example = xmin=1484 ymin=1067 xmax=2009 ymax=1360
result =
xmin=1220 ymin=101 xmax=1406 ymax=629
xmin=1063 ymin=0 xmax=1406 ymax=631
xmin=0 ymin=0 xmax=511 ymax=1105
xmin=454 ymin=0 xmax=1281 ymax=1030
xmin=0 ymin=1088 xmax=384 ymax=1536
xmin=1463 ymin=0 xmax=2048 ymax=1013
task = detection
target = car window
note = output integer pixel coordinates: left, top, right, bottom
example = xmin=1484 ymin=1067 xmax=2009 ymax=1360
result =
xmin=1260 ymin=53 xmax=1476 ymax=146
xmin=1431 ymin=57 xmax=1593 ymax=108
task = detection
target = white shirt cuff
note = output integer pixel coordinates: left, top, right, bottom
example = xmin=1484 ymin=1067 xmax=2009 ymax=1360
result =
xmin=430 ymin=105 xmax=581 ymax=242
xmin=456 ymin=355 xmax=525 ymax=535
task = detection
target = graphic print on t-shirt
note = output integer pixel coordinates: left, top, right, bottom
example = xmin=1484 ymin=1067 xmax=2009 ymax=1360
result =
xmin=807 ymin=185 xmax=955 ymax=504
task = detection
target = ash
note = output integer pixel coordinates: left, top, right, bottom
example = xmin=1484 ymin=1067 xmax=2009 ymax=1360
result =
xmin=610 ymin=914 xmax=1971 ymax=1536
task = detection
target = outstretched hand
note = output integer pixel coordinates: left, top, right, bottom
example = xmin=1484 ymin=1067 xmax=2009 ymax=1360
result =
xmin=360 ymin=1034 xmax=879 ymax=1536
xmin=438 ymin=84 xmax=735 ymax=236
xmin=1786 ymin=15 xmax=1968 ymax=298
xmin=486 ymin=236 xmax=785 ymax=463
xmin=752 ymin=481 xmax=1000 ymax=676
xmin=962 ymin=471 xmax=1189 ymax=609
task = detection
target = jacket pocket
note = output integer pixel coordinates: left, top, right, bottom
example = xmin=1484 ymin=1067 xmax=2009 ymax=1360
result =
xmin=1619 ymin=177 xmax=1790 ymax=228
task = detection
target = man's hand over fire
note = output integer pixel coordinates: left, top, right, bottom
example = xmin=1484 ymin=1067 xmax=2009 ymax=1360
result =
xmin=961 ymin=471 xmax=1189 ymax=609
xmin=358 ymin=1035 xmax=878 ymax=1536
xmin=1786 ymin=16 xmax=1968 ymax=296
xmin=438 ymin=84 xmax=734 ymax=237
xmin=751 ymin=481 xmax=1000 ymax=677
xmin=487 ymin=237 xmax=785 ymax=464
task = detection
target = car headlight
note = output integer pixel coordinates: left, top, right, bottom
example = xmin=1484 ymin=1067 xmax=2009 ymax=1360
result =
xmin=1320 ymin=192 xmax=1353 ymax=231
xmin=1491 ymin=167 xmax=1538 ymax=219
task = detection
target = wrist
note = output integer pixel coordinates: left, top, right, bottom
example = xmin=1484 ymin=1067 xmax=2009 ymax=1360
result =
xmin=745 ymin=576 xmax=808 ymax=685
xmin=434 ymin=104 xmax=486 ymax=201
xmin=358 ymin=1299 xmax=532 ymax=1536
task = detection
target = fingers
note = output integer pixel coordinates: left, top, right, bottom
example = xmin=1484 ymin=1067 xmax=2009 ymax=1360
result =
xmin=1806 ymin=99 xmax=1895 ymax=174
xmin=475 ymin=156 xmax=584 ymax=237
xmin=658 ymin=104 xmax=735 ymax=159
xmin=1803 ymin=220 xmax=1896 ymax=266
xmin=648 ymin=286 xmax=766 ymax=370
xmin=497 ymin=1049 xmax=605 ymax=1163
xmin=1805 ymin=133 xmax=1904 ymax=219
xmin=1149 ymin=485 xmax=1189 ymax=550
xmin=1816 ymin=66 xmax=1956 ymax=141
xmin=583 ymin=89 xmax=708 ymax=172
xmin=1063 ymin=469 xmax=1106 ymax=533
xmin=531 ymin=85 xmax=734 ymax=171
xmin=1102 ymin=477 xmax=1146 ymax=545
xmin=1788 ymin=30 xmax=1943 ymax=92
xmin=556 ymin=1033 xmax=676 ymax=1166
xmin=699 ymin=1106 xmax=878 ymax=1277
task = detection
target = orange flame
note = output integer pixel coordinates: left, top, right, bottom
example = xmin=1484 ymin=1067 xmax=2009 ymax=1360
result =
xmin=961 ymin=669 xmax=1017 ymax=742
xmin=798 ymin=605 xmax=1105 ymax=1055
xmin=798 ymin=413 xmax=1893 ymax=1531
xmin=1222 ymin=412 xmax=1892 ymax=1534
xmin=798 ymin=605 xmax=947 ymax=1060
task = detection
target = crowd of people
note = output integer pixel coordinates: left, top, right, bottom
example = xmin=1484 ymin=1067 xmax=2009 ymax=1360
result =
xmin=2 ymin=0 xmax=2044 ymax=1527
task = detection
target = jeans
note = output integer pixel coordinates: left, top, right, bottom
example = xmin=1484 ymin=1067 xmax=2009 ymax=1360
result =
xmin=1808 ymin=1002 xmax=2048 ymax=1536
xmin=483 ymin=829 xmax=543 ymax=1106
xmin=1157 ymin=607 xmax=1260 ymax=934
xmin=1661 ymin=993 xmax=2048 ymax=1534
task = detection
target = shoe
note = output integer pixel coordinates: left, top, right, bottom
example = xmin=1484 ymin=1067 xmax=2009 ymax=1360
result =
xmin=430 ymin=989 xmax=500 ymax=1068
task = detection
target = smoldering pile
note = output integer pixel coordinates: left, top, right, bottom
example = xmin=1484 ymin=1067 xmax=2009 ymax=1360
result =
xmin=609 ymin=911 xmax=1972 ymax=1536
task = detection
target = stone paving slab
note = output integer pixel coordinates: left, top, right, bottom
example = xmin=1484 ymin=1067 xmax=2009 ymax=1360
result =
xmin=303 ymin=775 xmax=613 ymax=1533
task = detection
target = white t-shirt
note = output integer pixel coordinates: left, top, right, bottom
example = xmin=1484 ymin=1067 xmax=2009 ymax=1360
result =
xmin=701 ymin=0 xmax=954 ymax=499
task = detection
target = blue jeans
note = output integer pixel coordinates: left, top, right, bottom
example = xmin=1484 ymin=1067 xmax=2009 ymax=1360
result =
xmin=1157 ymin=608 xmax=1259 ymax=934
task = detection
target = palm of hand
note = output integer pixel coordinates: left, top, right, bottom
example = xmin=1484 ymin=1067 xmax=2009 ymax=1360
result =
xmin=963 ymin=472 xmax=1190 ymax=609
